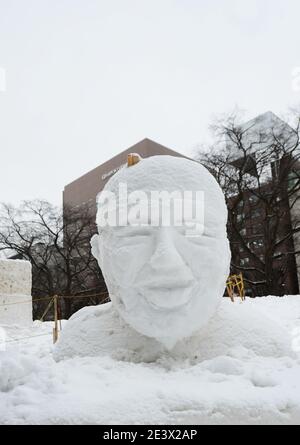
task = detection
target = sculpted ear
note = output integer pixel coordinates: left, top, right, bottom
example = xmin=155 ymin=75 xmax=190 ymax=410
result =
xmin=90 ymin=234 xmax=103 ymax=269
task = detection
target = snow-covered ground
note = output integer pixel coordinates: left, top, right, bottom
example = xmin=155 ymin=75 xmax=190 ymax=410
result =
xmin=0 ymin=296 xmax=300 ymax=425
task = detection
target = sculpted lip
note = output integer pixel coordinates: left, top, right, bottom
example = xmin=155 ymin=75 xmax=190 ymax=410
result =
xmin=140 ymin=279 xmax=194 ymax=290
xmin=139 ymin=282 xmax=196 ymax=310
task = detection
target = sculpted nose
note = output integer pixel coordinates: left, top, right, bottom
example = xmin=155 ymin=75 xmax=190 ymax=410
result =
xmin=149 ymin=229 xmax=193 ymax=285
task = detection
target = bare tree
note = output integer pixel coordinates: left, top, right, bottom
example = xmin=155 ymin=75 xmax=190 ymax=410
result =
xmin=197 ymin=111 xmax=300 ymax=296
xmin=0 ymin=200 xmax=107 ymax=318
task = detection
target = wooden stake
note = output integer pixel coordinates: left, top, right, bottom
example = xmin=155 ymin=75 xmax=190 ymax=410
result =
xmin=58 ymin=297 xmax=62 ymax=330
xmin=127 ymin=153 xmax=141 ymax=167
xmin=53 ymin=295 xmax=58 ymax=344
xmin=40 ymin=297 xmax=54 ymax=322
xmin=226 ymin=273 xmax=245 ymax=302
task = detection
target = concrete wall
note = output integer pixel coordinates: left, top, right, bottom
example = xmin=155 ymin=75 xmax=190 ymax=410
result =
xmin=0 ymin=259 xmax=32 ymax=325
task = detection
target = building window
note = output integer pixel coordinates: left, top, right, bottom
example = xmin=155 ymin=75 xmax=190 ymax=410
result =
xmin=249 ymin=238 xmax=264 ymax=249
xmin=288 ymin=170 xmax=300 ymax=193
xmin=240 ymin=257 xmax=250 ymax=266
xmin=251 ymin=209 xmax=262 ymax=219
xmin=237 ymin=213 xmax=244 ymax=223
xmin=252 ymin=224 xmax=263 ymax=235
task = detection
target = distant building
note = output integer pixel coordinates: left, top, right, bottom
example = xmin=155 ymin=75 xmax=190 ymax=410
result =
xmin=227 ymin=111 xmax=298 ymax=168
xmin=63 ymin=138 xmax=188 ymax=215
xmin=227 ymin=111 xmax=300 ymax=296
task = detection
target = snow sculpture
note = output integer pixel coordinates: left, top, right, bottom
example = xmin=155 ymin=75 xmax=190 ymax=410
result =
xmin=91 ymin=155 xmax=231 ymax=348
xmin=0 ymin=259 xmax=32 ymax=326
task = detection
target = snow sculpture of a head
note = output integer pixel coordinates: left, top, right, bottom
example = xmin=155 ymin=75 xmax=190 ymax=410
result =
xmin=91 ymin=155 xmax=230 ymax=348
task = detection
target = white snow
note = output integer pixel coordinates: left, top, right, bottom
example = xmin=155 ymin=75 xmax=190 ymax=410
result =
xmin=0 ymin=259 xmax=32 ymax=326
xmin=54 ymin=299 xmax=292 ymax=362
xmin=0 ymin=296 xmax=300 ymax=425
xmin=92 ymin=155 xmax=231 ymax=348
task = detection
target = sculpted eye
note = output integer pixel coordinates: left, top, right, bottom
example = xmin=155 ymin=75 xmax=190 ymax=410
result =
xmin=115 ymin=227 xmax=153 ymax=246
xmin=183 ymin=229 xmax=205 ymax=244
xmin=186 ymin=235 xmax=203 ymax=245
xmin=175 ymin=226 xmax=186 ymax=235
xmin=126 ymin=228 xmax=152 ymax=237
xmin=176 ymin=225 xmax=204 ymax=240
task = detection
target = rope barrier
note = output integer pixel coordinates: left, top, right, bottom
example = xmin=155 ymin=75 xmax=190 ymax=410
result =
xmin=0 ymin=296 xmax=52 ymax=306
xmin=2 ymin=332 xmax=52 ymax=344
xmin=0 ymin=291 xmax=110 ymax=346
xmin=0 ymin=292 xmax=109 ymax=307
xmin=62 ymin=292 xmax=109 ymax=299
xmin=39 ymin=297 xmax=54 ymax=322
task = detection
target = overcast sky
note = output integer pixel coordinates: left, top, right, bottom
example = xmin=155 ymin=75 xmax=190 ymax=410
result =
xmin=1 ymin=0 xmax=300 ymax=205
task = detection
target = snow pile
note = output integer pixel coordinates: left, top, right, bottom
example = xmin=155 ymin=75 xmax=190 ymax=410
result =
xmin=92 ymin=155 xmax=230 ymax=348
xmin=54 ymin=300 xmax=293 ymax=363
xmin=0 ymin=297 xmax=300 ymax=424
xmin=0 ymin=259 xmax=32 ymax=326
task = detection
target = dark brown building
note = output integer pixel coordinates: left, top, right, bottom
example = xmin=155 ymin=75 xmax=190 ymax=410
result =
xmin=63 ymin=138 xmax=187 ymax=214
xmin=229 ymin=186 xmax=299 ymax=297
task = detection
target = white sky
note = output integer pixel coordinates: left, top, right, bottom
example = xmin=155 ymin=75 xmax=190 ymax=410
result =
xmin=1 ymin=0 xmax=300 ymax=205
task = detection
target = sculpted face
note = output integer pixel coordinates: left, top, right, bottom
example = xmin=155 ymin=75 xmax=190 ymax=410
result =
xmin=91 ymin=155 xmax=230 ymax=348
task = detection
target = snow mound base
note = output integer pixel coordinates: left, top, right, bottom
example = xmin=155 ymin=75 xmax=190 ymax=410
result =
xmin=1 ymin=296 xmax=300 ymax=425
xmin=54 ymin=299 xmax=293 ymax=363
